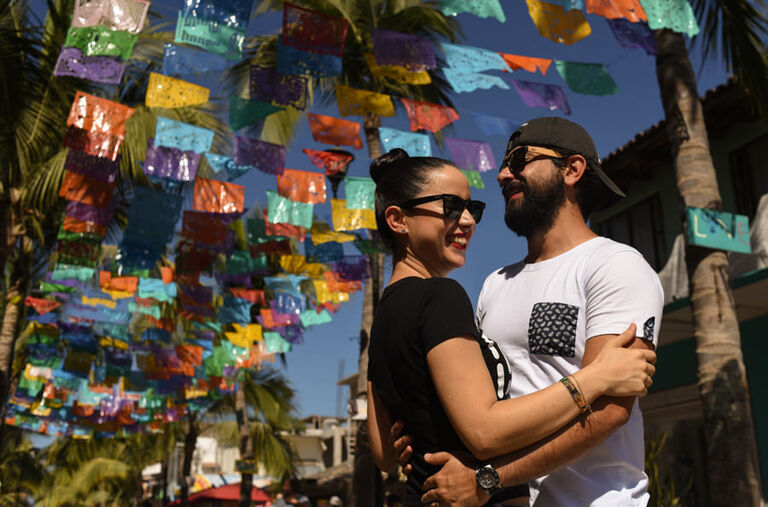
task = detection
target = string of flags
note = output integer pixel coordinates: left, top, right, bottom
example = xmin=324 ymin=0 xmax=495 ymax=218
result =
xmin=8 ymin=0 xmax=703 ymax=436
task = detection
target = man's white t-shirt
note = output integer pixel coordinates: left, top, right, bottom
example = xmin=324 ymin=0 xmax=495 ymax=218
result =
xmin=476 ymin=237 xmax=664 ymax=506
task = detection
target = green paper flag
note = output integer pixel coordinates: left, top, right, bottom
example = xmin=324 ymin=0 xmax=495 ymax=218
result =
xmin=226 ymin=250 xmax=268 ymax=275
xmin=639 ymin=0 xmax=699 ymax=37
xmin=264 ymin=331 xmax=292 ymax=353
xmin=300 ymin=309 xmax=333 ymax=327
xmin=555 ymin=61 xmax=618 ymax=96
xmin=64 ymin=25 xmax=138 ymax=60
xmin=345 ymin=177 xmax=376 ymax=210
xmin=229 ymin=96 xmax=284 ymax=131
xmin=460 ymin=169 xmax=485 ymax=189
xmin=266 ymin=190 xmax=314 ymax=229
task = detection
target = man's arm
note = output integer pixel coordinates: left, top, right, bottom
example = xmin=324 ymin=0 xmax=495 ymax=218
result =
xmin=421 ymin=335 xmax=655 ymax=505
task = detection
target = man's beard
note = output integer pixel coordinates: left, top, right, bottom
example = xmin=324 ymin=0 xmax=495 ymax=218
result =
xmin=504 ymin=169 xmax=565 ymax=237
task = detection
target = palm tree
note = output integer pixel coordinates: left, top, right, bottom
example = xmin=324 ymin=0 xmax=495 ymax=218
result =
xmin=201 ymin=367 xmax=299 ymax=507
xmin=652 ymin=1 xmax=768 ymax=502
xmin=0 ymin=0 xmax=228 ymax=444
xmin=245 ymin=2 xmax=462 ymax=501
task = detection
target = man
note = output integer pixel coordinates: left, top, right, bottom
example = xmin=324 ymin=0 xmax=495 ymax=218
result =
xmin=413 ymin=117 xmax=664 ymax=505
xmin=272 ymin=478 xmax=311 ymax=507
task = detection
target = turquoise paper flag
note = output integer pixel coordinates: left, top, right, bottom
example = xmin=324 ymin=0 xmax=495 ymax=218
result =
xmin=440 ymin=0 xmax=506 ymax=22
xmin=442 ymin=43 xmax=508 ymax=72
xmin=155 ymin=117 xmax=214 ymax=153
xmin=639 ymin=0 xmax=699 ymax=37
xmin=266 ymin=190 xmax=314 ymax=228
xmin=264 ymin=331 xmax=292 ymax=353
xmin=300 ymin=309 xmax=333 ymax=327
xmin=345 ymin=177 xmax=376 ymax=210
xmin=555 ymin=61 xmax=618 ymax=96
xmin=379 ymin=127 xmax=431 ymax=156
xmin=443 ymin=69 xmax=510 ymax=93
xmin=559 ymin=0 xmax=583 ymax=10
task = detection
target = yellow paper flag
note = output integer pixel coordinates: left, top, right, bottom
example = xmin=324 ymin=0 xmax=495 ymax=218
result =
xmin=146 ymin=72 xmax=210 ymax=108
xmin=310 ymin=222 xmax=356 ymax=244
xmin=305 ymin=263 xmax=329 ymax=278
xmin=225 ymin=323 xmax=263 ymax=349
xmin=280 ymin=254 xmax=308 ymax=275
xmin=331 ymin=199 xmax=377 ymax=232
xmin=313 ymin=280 xmax=350 ymax=304
xmin=365 ymin=54 xmax=432 ymax=85
xmin=526 ymin=0 xmax=592 ymax=45
xmin=336 ymin=84 xmax=396 ymax=117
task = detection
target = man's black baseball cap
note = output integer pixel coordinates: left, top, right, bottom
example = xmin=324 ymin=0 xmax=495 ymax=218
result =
xmin=502 ymin=117 xmax=625 ymax=198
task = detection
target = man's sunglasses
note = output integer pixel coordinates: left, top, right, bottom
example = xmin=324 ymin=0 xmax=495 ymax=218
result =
xmin=397 ymin=194 xmax=486 ymax=223
xmin=500 ymin=146 xmax=567 ymax=174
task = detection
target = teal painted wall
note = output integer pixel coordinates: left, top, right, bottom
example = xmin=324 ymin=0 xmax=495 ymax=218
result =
xmin=651 ymin=314 xmax=768 ymax=497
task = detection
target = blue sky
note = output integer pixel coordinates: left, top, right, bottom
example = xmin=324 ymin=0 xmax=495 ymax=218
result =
xmin=33 ymin=0 xmax=729 ymax=418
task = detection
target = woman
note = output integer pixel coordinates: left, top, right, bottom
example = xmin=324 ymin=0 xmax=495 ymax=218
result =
xmin=366 ymin=149 xmax=655 ymax=503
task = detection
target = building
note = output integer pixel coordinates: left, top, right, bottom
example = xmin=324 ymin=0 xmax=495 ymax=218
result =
xmin=593 ymin=79 xmax=768 ymax=504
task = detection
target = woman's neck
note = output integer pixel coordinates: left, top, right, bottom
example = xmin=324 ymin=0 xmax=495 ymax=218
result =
xmin=389 ymin=254 xmax=439 ymax=284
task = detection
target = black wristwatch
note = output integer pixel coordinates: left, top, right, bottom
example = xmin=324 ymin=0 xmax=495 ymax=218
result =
xmin=475 ymin=463 xmax=502 ymax=494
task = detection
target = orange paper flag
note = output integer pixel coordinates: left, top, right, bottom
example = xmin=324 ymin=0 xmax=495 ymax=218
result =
xmin=99 ymin=271 xmax=139 ymax=293
xmin=307 ymin=113 xmax=363 ymax=149
xmin=525 ymin=0 xmax=592 ymax=45
xmin=193 ymin=178 xmax=244 ymax=214
xmin=500 ymin=53 xmax=553 ymax=75
xmin=586 ymin=0 xmax=646 ymax=22
xmin=276 ymin=169 xmax=327 ymax=204
xmin=401 ymin=98 xmax=459 ymax=133
xmin=59 ymin=170 xmax=115 ymax=208
xmin=67 ymin=91 xmax=135 ymax=138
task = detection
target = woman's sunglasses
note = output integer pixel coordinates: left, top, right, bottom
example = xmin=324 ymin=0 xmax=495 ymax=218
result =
xmin=501 ymin=146 xmax=567 ymax=174
xmin=397 ymin=194 xmax=486 ymax=223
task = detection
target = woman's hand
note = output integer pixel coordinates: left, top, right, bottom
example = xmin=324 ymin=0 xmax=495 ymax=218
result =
xmin=578 ymin=324 xmax=656 ymax=398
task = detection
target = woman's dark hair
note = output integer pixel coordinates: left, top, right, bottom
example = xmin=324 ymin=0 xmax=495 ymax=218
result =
xmin=370 ymin=148 xmax=453 ymax=254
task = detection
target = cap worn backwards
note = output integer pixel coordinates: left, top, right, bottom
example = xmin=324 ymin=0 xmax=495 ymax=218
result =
xmin=503 ymin=117 xmax=625 ymax=198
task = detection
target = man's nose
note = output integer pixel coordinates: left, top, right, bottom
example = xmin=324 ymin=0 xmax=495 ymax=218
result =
xmin=497 ymin=165 xmax=516 ymax=186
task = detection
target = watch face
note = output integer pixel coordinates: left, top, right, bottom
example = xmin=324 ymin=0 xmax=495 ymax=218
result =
xmin=477 ymin=467 xmax=500 ymax=489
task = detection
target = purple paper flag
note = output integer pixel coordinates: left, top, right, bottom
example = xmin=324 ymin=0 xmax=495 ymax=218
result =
xmin=64 ymin=150 xmax=119 ymax=183
xmin=330 ymin=256 xmax=370 ymax=281
xmin=65 ymin=201 xmax=115 ymax=226
xmin=53 ymin=47 xmax=126 ymax=85
xmin=606 ymin=19 xmax=656 ymax=55
xmin=371 ymin=29 xmax=437 ymax=70
xmin=249 ymin=65 xmax=308 ymax=110
xmin=512 ymin=80 xmax=572 ymax=115
xmin=143 ymin=138 xmax=200 ymax=181
xmin=444 ymin=138 xmax=497 ymax=173
xmin=233 ymin=136 xmax=286 ymax=175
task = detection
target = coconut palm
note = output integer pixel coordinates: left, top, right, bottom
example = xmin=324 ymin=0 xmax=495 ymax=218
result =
xmin=0 ymin=0 xmax=228 ymax=444
xmin=652 ymin=1 xmax=768 ymax=503
xmin=202 ymin=367 xmax=300 ymax=507
xmin=241 ymin=2 xmax=462 ymax=502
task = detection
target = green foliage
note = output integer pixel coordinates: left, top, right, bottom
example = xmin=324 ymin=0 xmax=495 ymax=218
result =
xmin=645 ymin=433 xmax=693 ymax=507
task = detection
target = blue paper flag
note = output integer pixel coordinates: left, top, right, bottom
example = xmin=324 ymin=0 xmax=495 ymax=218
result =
xmin=379 ymin=127 xmax=432 ymax=156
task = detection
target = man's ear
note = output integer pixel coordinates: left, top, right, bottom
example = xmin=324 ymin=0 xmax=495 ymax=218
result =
xmin=385 ymin=205 xmax=408 ymax=236
xmin=563 ymin=154 xmax=588 ymax=188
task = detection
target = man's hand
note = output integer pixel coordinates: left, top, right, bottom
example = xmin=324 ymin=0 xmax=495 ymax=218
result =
xmin=421 ymin=451 xmax=490 ymax=506
xmin=390 ymin=420 xmax=414 ymax=475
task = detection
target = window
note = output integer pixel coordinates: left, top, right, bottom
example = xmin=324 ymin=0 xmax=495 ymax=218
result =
xmin=730 ymin=133 xmax=768 ymax=218
xmin=595 ymin=194 xmax=667 ymax=271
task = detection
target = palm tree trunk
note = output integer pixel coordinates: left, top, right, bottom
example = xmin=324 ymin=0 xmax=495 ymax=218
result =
xmin=236 ymin=384 xmax=254 ymax=507
xmin=180 ymin=413 xmax=198 ymax=506
xmin=161 ymin=446 xmax=170 ymax=507
xmin=351 ymin=114 xmax=385 ymax=507
xmin=655 ymin=28 xmax=763 ymax=505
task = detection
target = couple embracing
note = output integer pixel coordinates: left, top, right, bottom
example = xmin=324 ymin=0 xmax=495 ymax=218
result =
xmin=366 ymin=117 xmax=663 ymax=506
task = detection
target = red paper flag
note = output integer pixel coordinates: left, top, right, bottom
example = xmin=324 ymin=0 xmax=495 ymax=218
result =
xmin=307 ymin=114 xmax=363 ymax=149
xmin=193 ymin=178 xmax=244 ymax=214
xmin=401 ymin=98 xmax=460 ymax=132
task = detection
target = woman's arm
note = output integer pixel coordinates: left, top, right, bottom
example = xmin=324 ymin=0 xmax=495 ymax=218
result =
xmin=367 ymin=381 xmax=397 ymax=471
xmin=426 ymin=324 xmax=654 ymax=460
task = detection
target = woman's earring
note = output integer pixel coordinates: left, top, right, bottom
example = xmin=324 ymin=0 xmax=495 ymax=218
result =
xmin=400 ymin=229 xmax=407 ymax=233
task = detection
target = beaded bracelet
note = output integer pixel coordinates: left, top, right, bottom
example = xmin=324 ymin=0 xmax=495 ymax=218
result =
xmin=560 ymin=376 xmax=592 ymax=414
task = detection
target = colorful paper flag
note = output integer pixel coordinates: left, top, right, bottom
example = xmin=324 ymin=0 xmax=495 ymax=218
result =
xmin=282 ymin=3 xmax=349 ymax=56
xmin=442 ymin=43 xmax=508 ymax=72
xmin=440 ymin=0 xmax=506 ymax=22
xmin=499 ymin=53 xmax=553 ymax=75
xmin=276 ymin=169 xmax=327 ymax=204
xmin=335 ymin=85 xmax=395 ymax=117
xmin=555 ymin=61 xmax=619 ymax=96
xmin=379 ymin=127 xmax=432 ymax=156
xmin=401 ymin=98 xmax=459 ymax=133
xmin=443 ymin=68 xmax=510 ymax=93
xmin=445 ymin=138 xmax=497 ymax=172
xmin=364 ymin=54 xmax=432 ymax=85
xmin=331 ymin=199 xmax=377 ymax=231
xmin=145 ymin=73 xmax=210 ymax=108
xmin=372 ymin=29 xmax=437 ymax=70
xmin=307 ymin=114 xmax=363 ymax=149
xmin=525 ymin=0 xmax=592 ymax=45
xmin=512 ymin=79 xmax=571 ymax=115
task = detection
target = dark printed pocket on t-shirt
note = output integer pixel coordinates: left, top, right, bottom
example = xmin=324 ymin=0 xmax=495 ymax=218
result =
xmin=528 ymin=302 xmax=579 ymax=357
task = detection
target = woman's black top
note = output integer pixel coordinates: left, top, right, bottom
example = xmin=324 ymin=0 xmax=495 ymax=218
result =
xmin=368 ymin=277 xmax=526 ymax=502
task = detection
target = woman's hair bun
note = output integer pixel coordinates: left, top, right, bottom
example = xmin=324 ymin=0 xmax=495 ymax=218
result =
xmin=370 ymin=148 xmax=409 ymax=184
